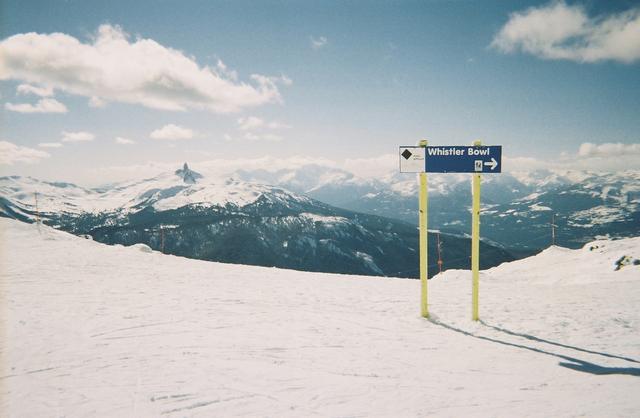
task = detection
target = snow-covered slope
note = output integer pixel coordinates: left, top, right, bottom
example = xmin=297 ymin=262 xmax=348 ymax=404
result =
xmin=484 ymin=238 xmax=640 ymax=285
xmin=2 ymin=218 xmax=639 ymax=417
xmin=0 ymin=175 xmax=99 ymax=217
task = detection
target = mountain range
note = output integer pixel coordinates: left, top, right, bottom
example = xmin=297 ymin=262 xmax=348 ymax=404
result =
xmin=3 ymin=161 xmax=637 ymax=275
xmin=0 ymin=164 xmax=514 ymax=278
xmin=235 ymin=164 xmax=640 ymax=251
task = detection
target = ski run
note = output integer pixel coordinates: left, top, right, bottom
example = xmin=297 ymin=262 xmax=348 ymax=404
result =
xmin=1 ymin=218 xmax=639 ymax=417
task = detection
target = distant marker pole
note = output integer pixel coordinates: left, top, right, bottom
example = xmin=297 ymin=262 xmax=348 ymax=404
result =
xmin=471 ymin=140 xmax=481 ymax=321
xmin=419 ymin=139 xmax=429 ymax=318
xmin=436 ymin=231 xmax=443 ymax=275
xmin=34 ymin=191 xmax=41 ymax=234
xmin=34 ymin=192 xmax=40 ymax=224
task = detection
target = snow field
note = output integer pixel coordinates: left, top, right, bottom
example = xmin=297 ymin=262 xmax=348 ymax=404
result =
xmin=1 ymin=218 xmax=639 ymax=417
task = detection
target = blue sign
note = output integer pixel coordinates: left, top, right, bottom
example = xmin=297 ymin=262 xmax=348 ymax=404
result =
xmin=425 ymin=146 xmax=502 ymax=173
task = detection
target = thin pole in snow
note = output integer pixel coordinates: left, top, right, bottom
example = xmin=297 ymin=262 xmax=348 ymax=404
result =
xmin=34 ymin=192 xmax=41 ymax=233
xmin=436 ymin=231 xmax=443 ymax=275
xmin=35 ymin=192 xmax=40 ymax=224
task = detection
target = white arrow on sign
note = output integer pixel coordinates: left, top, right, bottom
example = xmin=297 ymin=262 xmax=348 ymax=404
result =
xmin=484 ymin=157 xmax=498 ymax=170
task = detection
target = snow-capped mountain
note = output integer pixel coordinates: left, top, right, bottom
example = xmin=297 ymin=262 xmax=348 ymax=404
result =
xmin=0 ymin=164 xmax=514 ymax=278
xmin=3 ymin=217 xmax=639 ymax=417
xmin=234 ymin=164 xmax=380 ymax=206
xmin=0 ymin=163 xmax=310 ymax=217
xmin=234 ymin=165 xmax=640 ymax=251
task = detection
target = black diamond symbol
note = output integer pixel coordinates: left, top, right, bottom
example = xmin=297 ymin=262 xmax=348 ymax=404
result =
xmin=401 ymin=149 xmax=413 ymax=160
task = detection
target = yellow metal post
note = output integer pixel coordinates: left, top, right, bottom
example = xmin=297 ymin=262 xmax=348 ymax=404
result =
xmin=471 ymin=140 xmax=481 ymax=321
xmin=419 ymin=139 xmax=429 ymax=318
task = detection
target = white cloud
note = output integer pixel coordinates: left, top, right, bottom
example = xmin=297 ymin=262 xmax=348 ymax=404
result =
xmin=578 ymin=142 xmax=640 ymax=157
xmin=503 ymin=142 xmax=640 ymax=172
xmin=237 ymin=116 xmax=291 ymax=131
xmin=0 ymin=141 xmax=50 ymax=165
xmin=0 ymin=24 xmax=289 ymax=113
xmin=115 ymin=136 xmax=135 ymax=145
xmin=266 ymin=121 xmax=291 ymax=129
xmin=237 ymin=116 xmax=265 ymax=131
xmin=342 ymin=154 xmax=397 ymax=178
xmin=5 ymin=98 xmax=68 ymax=113
xmin=38 ymin=142 xmax=63 ymax=148
xmin=278 ymin=75 xmax=293 ymax=86
xmin=262 ymin=133 xmax=283 ymax=142
xmin=502 ymin=156 xmax=552 ymax=172
xmin=61 ymin=131 xmax=95 ymax=142
xmin=235 ymin=115 xmax=291 ymax=142
xmin=492 ymin=1 xmax=640 ymax=63
xmin=88 ymin=96 xmax=106 ymax=108
xmin=242 ymin=132 xmax=282 ymax=142
xmin=216 ymin=59 xmax=238 ymax=81
xmin=243 ymin=132 xmax=260 ymax=141
xmin=311 ymin=36 xmax=328 ymax=50
xmin=149 ymin=124 xmax=194 ymax=140
xmin=88 ymin=161 xmax=180 ymax=184
xmin=16 ymin=83 xmax=53 ymax=97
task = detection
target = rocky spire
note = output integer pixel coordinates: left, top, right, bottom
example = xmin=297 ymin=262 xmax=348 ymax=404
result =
xmin=175 ymin=162 xmax=203 ymax=184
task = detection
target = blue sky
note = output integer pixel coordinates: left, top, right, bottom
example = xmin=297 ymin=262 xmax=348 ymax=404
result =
xmin=1 ymin=0 xmax=639 ymax=184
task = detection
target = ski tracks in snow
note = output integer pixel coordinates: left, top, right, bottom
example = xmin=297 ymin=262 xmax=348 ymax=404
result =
xmin=2 ymin=219 xmax=640 ymax=417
